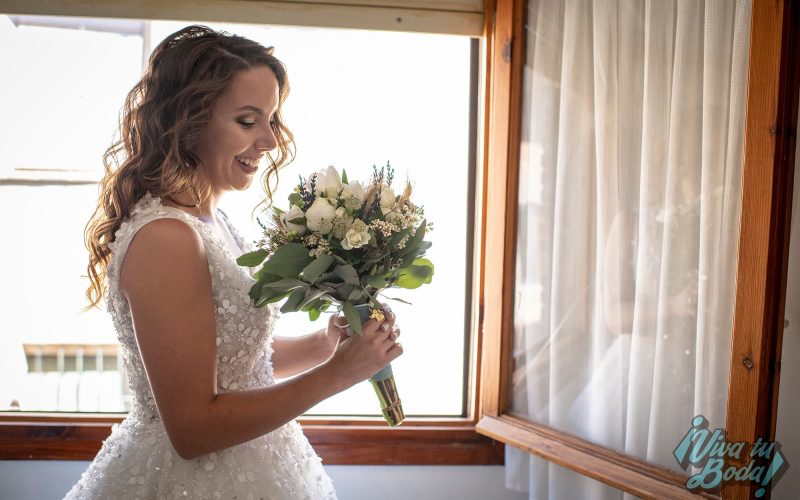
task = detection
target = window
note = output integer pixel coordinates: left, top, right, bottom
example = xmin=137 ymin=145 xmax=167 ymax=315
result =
xmin=1 ymin=8 xmax=500 ymax=465
xmin=0 ymin=15 xmax=473 ymax=419
xmin=476 ymin=0 xmax=799 ymax=497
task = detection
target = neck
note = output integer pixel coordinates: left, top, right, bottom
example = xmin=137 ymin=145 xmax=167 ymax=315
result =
xmin=163 ymin=191 xmax=221 ymax=222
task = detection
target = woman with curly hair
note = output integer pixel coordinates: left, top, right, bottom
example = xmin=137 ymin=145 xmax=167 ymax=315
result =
xmin=67 ymin=24 xmax=402 ymax=499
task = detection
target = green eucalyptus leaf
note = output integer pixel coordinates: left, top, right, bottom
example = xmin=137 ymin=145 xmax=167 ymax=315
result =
xmin=261 ymin=243 xmax=313 ymax=278
xmin=256 ymin=290 xmax=289 ymax=306
xmin=307 ymin=307 xmax=322 ymax=321
xmin=400 ymin=220 xmax=427 ymax=256
xmin=280 ymin=288 xmax=307 ymax=313
xmin=336 ymin=283 xmax=355 ymax=300
xmin=236 ymin=249 xmax=269 ymax=267
xmin=318 ymin=271 xmax=343 ymax=284
xmin=412 ymin=258 xmax=435 ymax=283
xmin=252 ymin=268 xmax=280 ymax=282
xmin=348 ymin=288 xmax=365 ymax=302
xmin=316 ymin=283 xmax=338 ymax=294
xmin=334 ymin=264 xmax=360 ymax=285
xmin=301 ymin=254 xmax=335 ymax=283
xmin=299 ymin=289 xmax=326 ymax=310
xmin=330 ymin=254 xmax=347 ymax=265
xmin=342 ymin=301 xmax=362 ymax=335
xmin=260 ymin=278 xmax=309 ymax=291
xmin=250 ymin=272 xmax=283 ymax=300
xmin=364 ymin=275 xmax=386 ymax=289
xmin=394 ymin=264 xmax=433 ymax=289
xmin=302 ymin=297 xmax=322 ymax=312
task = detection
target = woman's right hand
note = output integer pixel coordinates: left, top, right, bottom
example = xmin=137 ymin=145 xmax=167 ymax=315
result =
xmin=325 ymin=314 xmax=403 ymax=389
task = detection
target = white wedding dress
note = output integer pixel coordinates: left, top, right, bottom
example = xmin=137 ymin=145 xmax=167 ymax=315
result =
xmin=64 ymin=192 xmax=337 ymax=500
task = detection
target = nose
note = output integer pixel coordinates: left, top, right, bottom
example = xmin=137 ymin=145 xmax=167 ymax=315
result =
xmin=255 ymin=122 xmax=279 ymax=152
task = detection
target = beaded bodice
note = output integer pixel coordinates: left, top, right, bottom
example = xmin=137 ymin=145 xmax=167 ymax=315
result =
xmin=105 ymin=192 xmax=278 ymax=421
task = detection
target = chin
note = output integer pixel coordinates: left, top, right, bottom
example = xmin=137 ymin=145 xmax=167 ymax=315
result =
xmin=232 ymin=179 xmax=255 ymax=192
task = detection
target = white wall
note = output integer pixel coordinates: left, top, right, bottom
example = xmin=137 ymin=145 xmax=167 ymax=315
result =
xmin=0 ymin=461 xmax=527 ymax=500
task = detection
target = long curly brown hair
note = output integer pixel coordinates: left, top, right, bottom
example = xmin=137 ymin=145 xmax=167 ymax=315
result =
xmin=83 ymin=24 xmax=295 ymax=311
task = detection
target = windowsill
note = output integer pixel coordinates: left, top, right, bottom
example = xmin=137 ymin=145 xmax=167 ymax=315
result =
xmin=0 ymin=413 xmax=504 ymax=465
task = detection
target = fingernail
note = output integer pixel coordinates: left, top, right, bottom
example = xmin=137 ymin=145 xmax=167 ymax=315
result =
xmin=380 ymin=322 xmax=390 ymax=332
xmin=346 ymin=326 xmax=354 ymax=336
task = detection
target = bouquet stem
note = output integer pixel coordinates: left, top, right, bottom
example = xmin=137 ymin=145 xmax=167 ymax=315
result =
xmin=353 ymin=304 xmax=405 ymax=426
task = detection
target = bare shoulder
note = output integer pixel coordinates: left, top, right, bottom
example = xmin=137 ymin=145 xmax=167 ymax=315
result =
xmin=120 ymin=217 xmax=209 ymax=300
xmin=116 ymin=218 xmax=219 ymax=454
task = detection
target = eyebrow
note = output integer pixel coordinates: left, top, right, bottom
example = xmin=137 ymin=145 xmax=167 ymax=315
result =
xmin=236 ymin=105 xmax=276 ymax=116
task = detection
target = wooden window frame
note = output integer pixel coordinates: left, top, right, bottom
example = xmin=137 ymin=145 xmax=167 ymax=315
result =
xmin=476 ymin=0 xmax=800 ymax=498
xmin=0 ymin=3 xmax=503 ymax=466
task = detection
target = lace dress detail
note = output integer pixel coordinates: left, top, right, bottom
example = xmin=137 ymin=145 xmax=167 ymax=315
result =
xmin=64 ymin=192 xmax=337 ymax=500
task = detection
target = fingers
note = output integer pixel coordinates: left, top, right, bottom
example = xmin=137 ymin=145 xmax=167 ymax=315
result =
xmin=332 ymin=314 xmax=348 ymax=329
xmin=337 ymin=307 xmax=398 ymax=338
xmin=382 ymin=326 xmax=400 ymax=344
xmin=386 ymin=341 xmax=403 ymax=360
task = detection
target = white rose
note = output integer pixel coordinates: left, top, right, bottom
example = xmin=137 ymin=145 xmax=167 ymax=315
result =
xmin=341 ymin=181 xmax=365 ymax=203
xmin=305 ymin=197 xmax=336 ymax=232
xmin=306 ymin=165 xmax=342 ymax=198
xmin=280 ymin=204 xmax=307 ymax=235
xmin=379 ymin=186 xmax=397 ymax=215
xmin=385 ymin=208 xmax=402 ymax=224
xmin=341 ymin=227 xmax=371 ymax=250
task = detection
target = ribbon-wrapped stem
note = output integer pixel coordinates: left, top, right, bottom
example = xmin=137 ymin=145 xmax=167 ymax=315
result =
xmin=351 ymin=304 xmax=405 ymax=426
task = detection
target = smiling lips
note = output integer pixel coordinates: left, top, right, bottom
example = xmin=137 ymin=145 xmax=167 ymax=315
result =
xmin=235 ymin=155 xmax=260 ymax=174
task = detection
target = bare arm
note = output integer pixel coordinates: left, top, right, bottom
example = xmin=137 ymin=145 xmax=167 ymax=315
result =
xmin=271 ymin=330 xmax=334 ymax=379
xmin=120 ymin=218 xmax=401 ymax=460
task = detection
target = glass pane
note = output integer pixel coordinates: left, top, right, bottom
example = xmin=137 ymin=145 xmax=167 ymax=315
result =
xmin=0 ymin=17 xmax=144 ymax=176
xmin=507 ymin=0 xmax=752 ymax=493
xmin=0 ymin=15 xmax=472 ymax=417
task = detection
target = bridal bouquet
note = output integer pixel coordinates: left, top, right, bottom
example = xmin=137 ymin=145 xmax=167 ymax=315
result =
xmin=236 ymin=162 xmax=434 ymax=426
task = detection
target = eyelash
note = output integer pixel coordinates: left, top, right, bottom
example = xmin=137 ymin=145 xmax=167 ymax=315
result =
xmin=238 ymin=119 xmax=277 ymax=129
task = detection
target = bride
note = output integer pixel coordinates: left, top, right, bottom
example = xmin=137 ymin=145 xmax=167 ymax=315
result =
xmin=67 ymin=24 xmax=402 ymax=499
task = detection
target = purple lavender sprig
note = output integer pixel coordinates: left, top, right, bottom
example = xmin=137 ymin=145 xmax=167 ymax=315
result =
xmin=299 ymin=173 xmax=317 ymax=206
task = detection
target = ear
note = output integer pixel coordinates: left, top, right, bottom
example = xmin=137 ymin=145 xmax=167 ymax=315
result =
xmin=265 ymin=46 xmax=275 ymax=55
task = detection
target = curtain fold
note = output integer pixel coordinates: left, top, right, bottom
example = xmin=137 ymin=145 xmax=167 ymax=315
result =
xmin=506 ymin=0 xmax=752 ymax=497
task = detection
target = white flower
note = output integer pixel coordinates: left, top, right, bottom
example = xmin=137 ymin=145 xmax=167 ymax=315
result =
xmin=379 ymin=186 xmax=397 ymax=215
xmin=280 ymin=204 xmax=306 ymax=235
xmin=341 ymin=181 xmax=365 ymax=203
xmin=305 ymin=197 xmax=336 ymax=232
xmin=385 ymin=209 xmax=403 ymax=224
xmin=306 ymin=165 xmax=342 ymax=198
xmin=342 ymin=227 xmax=371 ymax=250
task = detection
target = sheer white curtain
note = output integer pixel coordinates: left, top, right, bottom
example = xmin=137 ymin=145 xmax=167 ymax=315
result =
xmin=505 ymin=0 xmax=752 ymax=498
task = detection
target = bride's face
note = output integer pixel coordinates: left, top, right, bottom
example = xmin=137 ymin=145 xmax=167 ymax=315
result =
xmin=193 ymin=65 xmax=280 ymax=195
